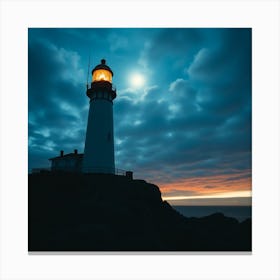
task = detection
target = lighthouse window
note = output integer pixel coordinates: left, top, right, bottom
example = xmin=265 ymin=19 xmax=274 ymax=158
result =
xmin=92 ymin=69 xmax=112 ymax=83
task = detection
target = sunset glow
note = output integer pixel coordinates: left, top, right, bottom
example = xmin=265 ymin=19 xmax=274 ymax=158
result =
xmin=162 ymin=190 xmax=251 ymax=201
xmin=156 ymin=170 xmax=252 ymax=205
xmin=159 ymin=171 xmax=251 ymax=194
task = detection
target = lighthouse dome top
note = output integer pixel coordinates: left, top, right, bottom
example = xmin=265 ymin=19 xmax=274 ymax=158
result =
xmin=91 ymin=59 xmax=113 ymax=83
xmin=92 ymin=59 xmax=113 ymax=76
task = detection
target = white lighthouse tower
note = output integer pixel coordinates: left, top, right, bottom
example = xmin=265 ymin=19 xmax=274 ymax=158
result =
xmin=82 ymin=59 xmax=116 ymax=174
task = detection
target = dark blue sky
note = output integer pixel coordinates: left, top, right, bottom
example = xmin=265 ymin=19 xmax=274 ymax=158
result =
xmin=28 ymin=28 xmax=251 ymax=205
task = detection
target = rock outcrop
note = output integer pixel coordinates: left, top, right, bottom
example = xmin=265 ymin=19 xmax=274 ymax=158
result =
xmin=28 ymin=173 xmax=251 ymax=251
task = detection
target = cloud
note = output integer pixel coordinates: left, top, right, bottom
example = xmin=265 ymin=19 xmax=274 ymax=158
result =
xmin=28 ymin=36 xmax=88 ymax=169
xmin=109 ymin=33 xmax=128 ymax=52
xmin=114 ymin=72 xmax=251 ymax=187
xmin=203 ymin=185 xmax=219 ymax=189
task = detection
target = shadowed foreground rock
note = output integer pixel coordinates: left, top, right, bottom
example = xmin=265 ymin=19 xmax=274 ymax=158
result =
xmin=28 ymin=173 xmax=251 ymax=251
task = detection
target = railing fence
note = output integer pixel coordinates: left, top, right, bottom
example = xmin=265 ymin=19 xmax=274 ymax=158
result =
xmin=31 ymin=166 xmax=133 ymax=179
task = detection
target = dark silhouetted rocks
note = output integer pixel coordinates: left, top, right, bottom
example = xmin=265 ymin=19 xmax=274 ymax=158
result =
xmin=28 ymin=173 xmax=251 ymax=251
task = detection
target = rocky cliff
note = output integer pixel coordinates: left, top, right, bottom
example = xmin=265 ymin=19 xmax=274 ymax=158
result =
xmin=28 ymin=173 xmax=251 ymax=251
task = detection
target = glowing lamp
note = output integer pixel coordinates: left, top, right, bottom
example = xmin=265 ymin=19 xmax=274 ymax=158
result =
xmin=92 ymin=69 xmax=112 ymax=83
xmin=91 ymin=59 xmax=113 ymax=83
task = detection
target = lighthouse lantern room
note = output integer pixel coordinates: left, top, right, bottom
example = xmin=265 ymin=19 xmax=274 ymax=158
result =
xmin=82 ymin=59 xmax=116 ymax=174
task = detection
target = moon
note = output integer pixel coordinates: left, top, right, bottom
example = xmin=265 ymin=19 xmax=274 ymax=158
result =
xmin=130 ymin=73 xmax=145 ymax=88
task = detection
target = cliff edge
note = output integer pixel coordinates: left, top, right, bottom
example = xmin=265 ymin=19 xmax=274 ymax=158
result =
xmin=28 ymin=173 xmax=251 ymax=251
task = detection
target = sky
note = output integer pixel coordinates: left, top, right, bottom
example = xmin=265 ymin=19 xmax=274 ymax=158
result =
xmin=28 ymin=28 xmax=252 ymax=206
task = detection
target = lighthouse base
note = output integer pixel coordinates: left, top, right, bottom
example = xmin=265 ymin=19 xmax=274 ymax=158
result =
xmin=82 ymin=166 xmax=115 ymax=174
xmin=82 ymin=98 xmax=115 ymax=175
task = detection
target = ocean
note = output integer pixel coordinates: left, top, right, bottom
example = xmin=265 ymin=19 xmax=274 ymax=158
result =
xmin=173 ymin=206 xmax=252 ymax=222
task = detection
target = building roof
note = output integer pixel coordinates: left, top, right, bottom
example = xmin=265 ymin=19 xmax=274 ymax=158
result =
xmin=91 ymin=59 xmax=113 ymax=76
xmin=49 ymin=152 xmax=84 ymax=161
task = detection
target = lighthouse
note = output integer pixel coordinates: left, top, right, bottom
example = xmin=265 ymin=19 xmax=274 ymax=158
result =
xmin=82 ymin=59 xmax=116 ymax=174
